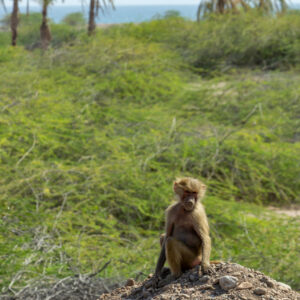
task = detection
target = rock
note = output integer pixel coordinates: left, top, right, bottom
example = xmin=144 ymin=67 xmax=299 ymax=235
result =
xmin=253 ymin=287 xmax=267 ymax=295
xmin=266 ymin=280 xmax=275 ymax=288
xmin=189 ymin=274 xmax=196 ymax=282
xmin=125 ymin=278 xmax=135 ymax=287
xmin=232 ymin=271 xmax=241 ymax=276
xmin=278 ymin=282 xmax=291 ymax=291
xmin=199 ymin=275 xmax=210 ymax=283
xmin=219 ymin=276 xmax=238 ymax=291
xmin=142 ymin=290 xmax=150 ymax=298
xmin=237 ymin=282 xmax=253 ymax=290
xmin=248 ymin=274 xmax=254 ymax=278
xmin=179 ymin=294 xmax=190 ymax=299
xmin=199 ymin=284 xmax=213 ymax=290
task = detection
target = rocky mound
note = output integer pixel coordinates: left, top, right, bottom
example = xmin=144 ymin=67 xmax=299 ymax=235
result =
xmin=99 ymin=263 xmax=300 ymax=300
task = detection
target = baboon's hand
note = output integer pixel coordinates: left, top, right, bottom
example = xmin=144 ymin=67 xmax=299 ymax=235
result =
xmin=201 ymin=262 xmax=213 ymax=274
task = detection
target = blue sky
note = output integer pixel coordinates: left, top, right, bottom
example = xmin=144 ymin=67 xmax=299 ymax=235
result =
xmin=56 ymin=0 xmax=201 ymax=5
xmin=55 ymin=0 xmax=300 ymax=6
xmin=13 ymin=0 xmax=300 ymax=7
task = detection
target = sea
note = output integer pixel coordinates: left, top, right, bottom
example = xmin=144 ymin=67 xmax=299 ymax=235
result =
xmin=0 ymin=5 xmax=199 ymax=24
xmin=0 ymin=4 xmax=299 ymax=24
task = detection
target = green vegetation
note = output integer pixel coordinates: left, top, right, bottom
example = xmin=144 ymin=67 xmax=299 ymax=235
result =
xmin=0 ymin=12 xmax=299 ymax=295
xmin=62 ymin=12 xmax=86 ymax=27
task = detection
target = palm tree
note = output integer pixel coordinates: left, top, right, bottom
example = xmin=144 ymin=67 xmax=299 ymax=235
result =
xmin=11 ymin=0 xmax=18 ymax=46
xmin=40 ymin=0 xmax=52 ymax=49
xmin=1 ymin=0 xmax=7 ymax=14
xmin=26 ymin=0 xmax=30 ymax=16
xmin=197 ymin=0 xmax=288 ymax=20
xmin=88 ymin=0 xmax=114 ymax=35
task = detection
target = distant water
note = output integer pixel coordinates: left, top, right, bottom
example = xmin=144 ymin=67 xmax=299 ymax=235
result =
xmin=0 ymin=4 xmax=299 ymax=24
xmin=0 ymin=5 xmax=199 ymax=24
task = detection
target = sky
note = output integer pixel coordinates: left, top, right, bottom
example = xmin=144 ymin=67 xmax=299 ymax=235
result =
xmin=114 ymin=0 xmax=199 ymax=4
xmin=19 ymin=0 xmax=202 ymax=7
xmin=5 ymin=0 xmax=300 ymax=8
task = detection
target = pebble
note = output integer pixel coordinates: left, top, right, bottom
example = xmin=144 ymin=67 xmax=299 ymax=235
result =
xmin=179 ymin=294 xmax=190 ymax=299
xmin=278 ymin=282 xmax=291 ymax=291
xmin=253 ymin=287 xmax=267 ymax=295
xmin=266 ymin=280 xmax=275 ymax=288
xmin=199 ymin=275 xmax=210 ymax=283
xmin=237 ymin=282 xmax=253 ymax=290
xmin=189 ymin=274 xmax=197 ymax=282
xmin=142 ymin=290 xmax=151 ymax=298
xmin=198 ymin=284 xmax=213 ymax=290
xmin=248 ymin=274 xmax=254 ymax=278
xmin=125 ymin=278 xmax=135 ymax=287
xmin=232 ymin=271 xmax=241 ymax=276
xmin=219 ymin=276 xmax=238 ymax=291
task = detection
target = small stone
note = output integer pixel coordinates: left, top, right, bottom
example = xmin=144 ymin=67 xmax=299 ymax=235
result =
xmin=248 ymin=274 xmax=254 ymax=278
xmin=199 ymin=284 xmax=213 ymax=290
xmin=199 ymin=275 xmax=210 ymax=283
xmin=125 ymin=278 xmax=135 ymax=287
xmin=219 ymin=276 xmax=238 ymax=291
xmin=160 ymin=285 xmax=171 ymax=293
xmin=147 ymin=273 xmax=153 ymax=278
xmin=232 ymin=271 xmax=241 ymax=276
xmin=277 ymin=282 xmax=291 ymax=291
xmin=189 ymin=274 xmax=196 ymax=282
xmin=227 ymin=268 xmax=233 ymax=273
xmin=237 ymin=282 xmax=253 ymax=290
xmin=253 ymin=288 xmax=267 ymax=295
xmin=266 ymin=280 xmax=275 ymax=288
xmin=144 ymin=280 xmax=152 ymax=289
xmin=142 ymin=290 xmax=150 ymax=298
xmin=179 ymin=294 xmax=190 ymax=299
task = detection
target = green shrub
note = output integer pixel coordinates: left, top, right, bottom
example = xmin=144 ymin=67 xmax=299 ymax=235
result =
xmin=62 ymin=12 xmax=86 ymax=27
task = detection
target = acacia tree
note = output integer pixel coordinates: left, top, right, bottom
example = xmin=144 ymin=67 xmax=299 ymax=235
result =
xmin=40 ymin=0 xmax=52 ymax=49
xmin=11 ymin=0 xmax=18 ymax=46
xmin=88 ymin=0 xmax=114 ymax=35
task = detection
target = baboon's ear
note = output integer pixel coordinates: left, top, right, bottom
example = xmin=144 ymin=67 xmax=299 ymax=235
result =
xmin=173 ymin=181 xmax=178 ymax=191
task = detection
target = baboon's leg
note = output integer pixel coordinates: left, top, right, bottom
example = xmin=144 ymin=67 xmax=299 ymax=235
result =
xmin=165 ymin=237 xmax=197 ymax=277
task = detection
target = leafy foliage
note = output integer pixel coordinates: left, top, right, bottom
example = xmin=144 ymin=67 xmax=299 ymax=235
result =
xmin=62 ymin=12 xmax=86 ymax=27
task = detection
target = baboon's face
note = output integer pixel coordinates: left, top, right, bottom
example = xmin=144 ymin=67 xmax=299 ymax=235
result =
xmin=181 ymin=190 xmax=198 ymax=211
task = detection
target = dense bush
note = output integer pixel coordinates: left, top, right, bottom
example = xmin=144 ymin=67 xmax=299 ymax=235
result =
xmin=109 ymin=12 xmax=300 ymax=73
xmin=62 ymin=12 xmax=86 ymax=27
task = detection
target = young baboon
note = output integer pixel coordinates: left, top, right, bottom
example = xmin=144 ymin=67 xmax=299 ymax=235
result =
xmin=153 ymin=177 xmax=211 ymax=283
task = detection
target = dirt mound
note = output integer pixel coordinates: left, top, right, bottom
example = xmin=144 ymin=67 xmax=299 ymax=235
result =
xmin=99 ymin=263 xmax=300 ymax=300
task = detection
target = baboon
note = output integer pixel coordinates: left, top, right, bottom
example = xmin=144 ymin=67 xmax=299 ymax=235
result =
xmin=153 ymin=177 xmax=211 ymax=283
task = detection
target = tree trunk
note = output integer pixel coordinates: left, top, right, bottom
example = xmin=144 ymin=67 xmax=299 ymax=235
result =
xmin=1 ymin=0 xmax=7 ymax=14
xmin=26 ymin=0 xmax=30 ymax=16
xmin=88 ymin=0 xmax=96 ymax=35
xmin=11 ymin=0 xmax=18 ymax=46
xmin=40 ymin=0 xmax=51 ymax=50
